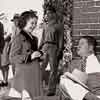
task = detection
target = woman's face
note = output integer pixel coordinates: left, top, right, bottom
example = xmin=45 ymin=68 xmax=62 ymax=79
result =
xmin=24 ymin=17 xmax=38 ymax=33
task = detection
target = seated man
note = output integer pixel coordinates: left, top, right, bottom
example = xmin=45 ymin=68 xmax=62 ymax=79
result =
xmin=60 ymin=36 xmax=100 ymax=100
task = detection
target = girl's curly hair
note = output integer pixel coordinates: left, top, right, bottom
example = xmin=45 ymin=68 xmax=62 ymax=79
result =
xmin=18 ymin=10 xmax=38 ymax=30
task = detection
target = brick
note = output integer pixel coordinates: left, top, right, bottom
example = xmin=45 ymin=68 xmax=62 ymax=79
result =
xmin=73 ymin=18 xmax=81 ymax=24
xmin=80 ymin=18 xmax=98 ymax=23
xmin=73 ymin=18 xmax=99 ymax=24
xmin=90 ymin=36 xmax=100 ymax=41
xmin=73 ymin=12 xmax=100 ymax=19
xmin=89 ymin=24 xmax=100 ymax=29
xmin=73 ymin=8 xmax=81 ymax=15
xmin=73 ymin=12 xmax=81 ymax=18
xmin=96 ymin=41 xmax=100 ymax=46
xmin=73 ymin=9 xmax=100 ymax=18
xmin=95 ymin=47 xmax=100 ymax=53
xmin=86 ymin=1 xmax=95 ymax=7
xmin=76 ymin=12 xmax=100 ymax=19
xmin=72 ymin=36 xmax=80 ymax=41
xmin=95 ymin=36 xmax=100 ymax=40
xmin=98 ymin=18 xmax=100 ymax=23
xmin=74 ymin=0 xmax=82 ymax=2
xmin=87 ymin=30 xmax=100 ymax=35
xmin=73 ymin=19 xmax=80 ymax=24
xmin=96 ymin=1 xmax=100 ymax=6
xmin=78 ymin=30 xmax=90 ymax=35
xmin=73 ymin=24 xmax=90 ymax=29
xmin=97 ymin=40 xmax=100 ymax=43
xmin=72 ymin=30 xmax=81 ymax=36
xmin=74 ymin=1 xmax=95 ymax=8
xmin=82 ymin=7 xmax=100 ymax=13
xmin=72 ymin=30 xmax=80 ymax=35
xmin=73 ymin=2 xmax=86 ymax=8
xmin=72 ymin=29 xmax=89 ymax=36
xmin=74 ymin=0 xmax=93 ymax=3
xmin=73 ymin=29 xmax=100 ymax=36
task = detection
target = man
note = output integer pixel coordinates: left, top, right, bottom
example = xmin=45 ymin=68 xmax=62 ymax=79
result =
xmin=39 ymin=6 xmax=64 ymax=96
xmin=0 ymin=22 xmax=5 ymax=86
xmin=77 ymin=36 xmax=100 ymax=100
xmin=60 ymin=36 xmax=100 ymax=100
xmin=10 ymin=14 xmax=20 ymax=41
xmin=77 ymin=36 xmax=100 ymax=73
xmin=0 ymin=21 xmax=5 ymax=54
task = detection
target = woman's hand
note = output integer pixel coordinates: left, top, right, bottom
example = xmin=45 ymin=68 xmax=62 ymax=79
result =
xmin=31 ymin=51 xmax=42 ymax=60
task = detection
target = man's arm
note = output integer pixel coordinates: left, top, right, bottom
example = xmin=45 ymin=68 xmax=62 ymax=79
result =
xmin=57 ymin=23 xmax=64 ymax=60
xmin=58 ymin=23 xmax=64 ymax=51
xmin=0 ymin=22 xmax=5 ymax=54
xmin=38 ymin=29 xmax=45 ymax=50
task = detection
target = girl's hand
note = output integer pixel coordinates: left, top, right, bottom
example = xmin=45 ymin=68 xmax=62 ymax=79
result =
xmin=31 ymin=51 xmax=41 ymax=60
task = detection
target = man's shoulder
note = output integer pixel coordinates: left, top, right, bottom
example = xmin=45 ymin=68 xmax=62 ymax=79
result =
xmin=88 ymin=54 xmax=100 ymax=64
xmin=96 ymin=55 xmax=100 ymax=62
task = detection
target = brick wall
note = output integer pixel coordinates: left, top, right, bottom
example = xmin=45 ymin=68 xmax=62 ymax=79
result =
xmin=72 ymin=0 xmax=100 ymax=58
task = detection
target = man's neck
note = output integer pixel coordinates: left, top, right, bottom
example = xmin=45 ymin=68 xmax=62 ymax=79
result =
xmin=82 ymin=52 xmax=94 ymax=59
xmin=48 ymin=20 xmax=56 ymax=26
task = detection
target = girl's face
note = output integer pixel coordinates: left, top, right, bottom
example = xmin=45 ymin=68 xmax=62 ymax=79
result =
xmin=24 ymin=17 xmax=38 ymax=33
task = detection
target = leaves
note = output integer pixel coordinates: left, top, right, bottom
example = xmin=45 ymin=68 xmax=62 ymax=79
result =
xmin=43 ymin=0 xmax=73 ymax=64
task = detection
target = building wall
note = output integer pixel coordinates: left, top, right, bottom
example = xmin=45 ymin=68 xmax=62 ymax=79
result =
xmin=72 ymin=0 xmax=100 ymax=57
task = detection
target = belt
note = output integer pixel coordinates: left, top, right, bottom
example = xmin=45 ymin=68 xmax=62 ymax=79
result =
xmin=39 ymin=41 xmax=57 ymax=50
xmin=44 ymin=41 xmax=57 ymax=45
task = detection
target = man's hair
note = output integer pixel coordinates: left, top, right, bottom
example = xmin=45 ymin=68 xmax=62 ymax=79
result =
xmin=80 ymin=36 xmax=97 ymax=52
xmin=46 ymin=6 xmax=56 ymax=13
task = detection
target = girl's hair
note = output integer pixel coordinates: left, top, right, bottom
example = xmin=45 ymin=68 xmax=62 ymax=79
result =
xmin=18 ymin=10 xmax=38 ymax=30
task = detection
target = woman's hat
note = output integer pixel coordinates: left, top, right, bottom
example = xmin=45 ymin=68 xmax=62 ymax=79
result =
xmin=64 ymin=69 xmax=89 ymax=89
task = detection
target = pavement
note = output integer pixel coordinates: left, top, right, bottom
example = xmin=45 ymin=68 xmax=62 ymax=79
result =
xmin=0 ymin=84 xmax=64 ymax=100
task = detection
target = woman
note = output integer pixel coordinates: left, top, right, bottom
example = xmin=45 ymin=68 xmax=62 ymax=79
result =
xmin=9 ymin=10 xmax=42 ymax=100
xmin=1 ymin=34 xmax=11 ymax=86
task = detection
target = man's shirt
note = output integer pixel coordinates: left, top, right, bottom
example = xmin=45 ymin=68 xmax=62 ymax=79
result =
xmin=40 ymin=21 xmax=64 ymax=50
xmin=86 ymin=54 xmax=100 ymax=74
xmin=60 ymin=54 xmax=100 ymax=100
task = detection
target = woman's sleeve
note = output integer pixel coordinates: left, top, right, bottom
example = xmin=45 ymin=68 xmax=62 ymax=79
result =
xmin=9 ymin=35 xmax=27 ymax=64
xmin=38 ymin=29 xmax=45 ymax=50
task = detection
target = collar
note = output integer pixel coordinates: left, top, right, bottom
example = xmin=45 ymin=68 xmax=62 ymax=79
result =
xmin=20 ymin=30 xmax=38 ymax=51
xmin=20 ymin=30 xmax=33 ymax=40
xmin=87 ymin=53 xmax=95 ymax=60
